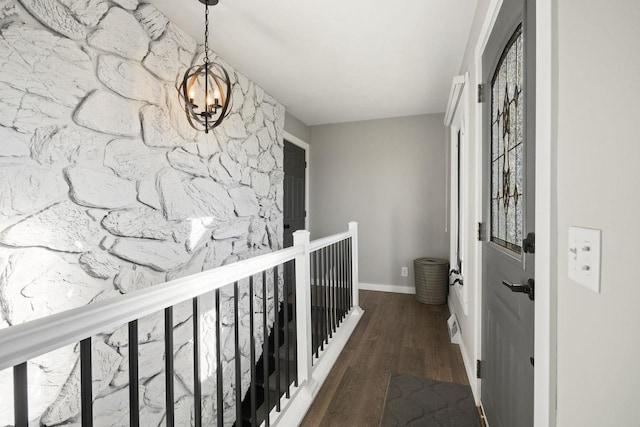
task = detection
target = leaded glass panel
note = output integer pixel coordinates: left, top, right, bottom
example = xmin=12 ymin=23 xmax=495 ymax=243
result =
xmin=490 ymin=25 xmax=523 ymax=253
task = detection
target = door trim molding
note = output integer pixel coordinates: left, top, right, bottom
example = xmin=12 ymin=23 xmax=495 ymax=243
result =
xmin=284 ymin=131 xmax=310 ymax=231
xmin=472 ymin=0 xmax=502 ymax=410
xmin=447 ymin=73 xmax=470 ymax=317
xmin=534 ymin=0 xmax=557 ymax=426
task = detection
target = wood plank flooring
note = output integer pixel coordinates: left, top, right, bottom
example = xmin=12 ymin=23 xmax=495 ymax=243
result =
xmin=301 ymin=290 xmax=469 ymax=427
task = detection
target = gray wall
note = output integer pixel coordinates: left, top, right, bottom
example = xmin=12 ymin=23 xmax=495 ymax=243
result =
xmin=555 ymin=0 xmax=640 ymax=424
xmin=309 ymin=114 xmax=449 ymax=289
xmin=284 ymin=111 xmax=310 ymax=142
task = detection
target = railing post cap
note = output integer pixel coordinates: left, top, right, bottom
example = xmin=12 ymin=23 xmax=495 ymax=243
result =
xmin=293 ymin=229 xmax=310 ymax=245
xmin=348 ymin=221 xmax=358 ymax=230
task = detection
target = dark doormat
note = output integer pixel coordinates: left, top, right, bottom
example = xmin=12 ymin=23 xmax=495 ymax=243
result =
xmin=380 ymin=373 xmax=480 ymax=427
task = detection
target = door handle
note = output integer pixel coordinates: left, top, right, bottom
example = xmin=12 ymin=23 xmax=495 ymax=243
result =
xmin=284 ymin=224 xmax=291 ymax=229
xmin=501 ymin=278 xmax=535 ymax=301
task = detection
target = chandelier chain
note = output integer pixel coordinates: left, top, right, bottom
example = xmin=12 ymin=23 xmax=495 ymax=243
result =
xmin=204 ymin=4 xmax=209 ymax=65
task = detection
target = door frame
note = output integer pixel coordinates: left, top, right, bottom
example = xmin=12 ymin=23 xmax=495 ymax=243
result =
xmin=283 ymin=131 xmax=310 ymax=231
xmin=445 ymin=73 xmax=470 ymax=317
xmin=472 ymin=0 xmax=556 ymax=426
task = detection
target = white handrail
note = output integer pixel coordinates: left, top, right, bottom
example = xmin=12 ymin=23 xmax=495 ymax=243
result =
xmin=309 ymin=230 xmax=353 ymax=252
xmin=0 ymin=245 xmax=303 ymax=371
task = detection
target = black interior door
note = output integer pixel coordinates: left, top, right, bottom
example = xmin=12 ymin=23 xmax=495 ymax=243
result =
xmin=283 ymin=141 xmax=306 ymax=247
xmin=283 ymin=141 xmax=306 ymax=294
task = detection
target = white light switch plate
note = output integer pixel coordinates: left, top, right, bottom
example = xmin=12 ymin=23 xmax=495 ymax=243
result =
xmin=568 ymin=226 xmax=601 ymax=293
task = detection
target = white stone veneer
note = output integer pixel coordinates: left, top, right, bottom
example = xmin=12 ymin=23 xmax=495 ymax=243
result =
xmin=0 ymin=0 xmax=286 ymax=425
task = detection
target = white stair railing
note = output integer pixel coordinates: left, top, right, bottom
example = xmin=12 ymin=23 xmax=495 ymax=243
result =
xmin=0 ymin=222 xmax=362 ymax=427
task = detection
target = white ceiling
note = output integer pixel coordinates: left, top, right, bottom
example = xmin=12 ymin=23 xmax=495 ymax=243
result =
xmin=148 ymin=0 xmax=476 ymax=126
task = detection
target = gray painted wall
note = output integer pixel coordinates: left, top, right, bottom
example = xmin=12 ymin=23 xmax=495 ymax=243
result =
xmin=309 ymin=114 xmax=449 ymax=289
xmin=555 ymin=0 xmax=640 ymax=424
xmin=284 ymin=111 xmax=310 ymax=142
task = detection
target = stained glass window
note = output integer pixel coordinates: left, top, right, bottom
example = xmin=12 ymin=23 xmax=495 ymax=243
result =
xmin=490 ymin=25 xmax=523 ymax=254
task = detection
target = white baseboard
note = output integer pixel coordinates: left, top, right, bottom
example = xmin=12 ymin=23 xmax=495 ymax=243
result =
xmin=458 ymin=332 xmax=479 ymax=403
xmin=359 ymin=282 xmax=416 ymax=295
xmin=448 ymin=300 xmax=479 ymax=404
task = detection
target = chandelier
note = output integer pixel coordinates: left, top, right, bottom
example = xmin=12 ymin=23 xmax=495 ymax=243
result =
xmin=179 ymin=0 xmax=232 ymax=133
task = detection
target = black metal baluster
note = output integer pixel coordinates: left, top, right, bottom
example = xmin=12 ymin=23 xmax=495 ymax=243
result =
xmin=80 ymin=338 xmax=93 ymax=427
xmin=336 ymin=242 xmax=342 ymax=322
xmin=338 ymin=241 xmax=347 ymax=319
xmin=334 ymin=242 xmax=344 ymax=323
xmin=320 ymin=249 xmax=327 ymax=347
xmin=216 ymin=289 xmax=223 ymax=427
xmin=348 ymin=238 xmax=353 ymax=308
xmin=314 ymin=250 xmax=321 ymax=357
xmin=323 ymin=248 xmax=329 ymax=343
xmin=336 ymin=242 xmax=340 ymax=322
xmin=319 ymin=248 xmax=324 ymax=341
xmin=283 ymin=266 xmax=290 ymax=398
xmin=129 ymin=321 xmax=139 ymax=427
xmin=322 ymin=247 xmax=334 ymax=338
xmin=345 ymin=239 xmax=350 ymax=310
xmin=328 ymin=246 xmax=334 ymax=336
xmin=262 ymin=271 xmax=270 ymax=427
xmin=323 ymin=246 xmax=327 ymax=337
xmin=234 ymin=282 xmax=242 ymax=426
xmin=338 ymin=240 xmax=347 ymax=319
xmin=318 ymin=252 xmax=323 ymax=349
xmin=341 ymin=240 xmax=346 ymax=317
xmin=310 ymin=252 xmax=316 ymax=361
xmin=327 ymin=246 xmax=338 ymax=333
xmin=165 ymin=307 xmax=175 ymax=427
xmin=323 ymin=247 xmax=328 ymax=336
xmin=249 ymin=276 xmax=257 ymax=425
xmin=338 ymin=243 xmax=342 ymax=320
xmin=193 ymin=298 xmax=202 ymax=427
xmin=338 ymin=243 xmax=343 ymax=323
xmin=13 ymin=362 xmax=28 ymax=427
xmin=273 ymin=267 xmax=281 ymax=411
xmin=335 ymin=243 xmax=340 ymax=324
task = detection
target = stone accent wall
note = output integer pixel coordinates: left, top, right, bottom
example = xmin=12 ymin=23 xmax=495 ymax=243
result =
xmin=0 ymin=0 xmax=285 ymax=425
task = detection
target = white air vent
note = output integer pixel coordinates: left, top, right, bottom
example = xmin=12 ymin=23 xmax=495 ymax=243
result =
xmin=448 ymin=313 xmax=462 ymax=345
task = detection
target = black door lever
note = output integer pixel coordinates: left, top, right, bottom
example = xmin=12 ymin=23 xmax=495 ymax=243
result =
xmin=501 ymin=278 xmax=535 ymax=301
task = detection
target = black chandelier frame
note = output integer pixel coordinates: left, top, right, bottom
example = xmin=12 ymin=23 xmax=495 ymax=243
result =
xmin=179 ymin=0 xmax=232 ymax=133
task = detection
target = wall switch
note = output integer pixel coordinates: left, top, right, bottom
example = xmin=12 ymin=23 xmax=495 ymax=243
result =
xmin=568 ymin=226 xmax=601 ymax=293
xmin=401 ymin=267 xmax=409 ymax=277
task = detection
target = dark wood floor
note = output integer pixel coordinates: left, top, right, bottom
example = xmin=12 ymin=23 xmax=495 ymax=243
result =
xmin=301 ymin=290 xmax=469 ymax=427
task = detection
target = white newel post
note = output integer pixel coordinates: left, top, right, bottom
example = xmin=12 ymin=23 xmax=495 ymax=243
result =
xmin=293 ymin=230 xmax=315 ymax=392
xmin=348 ymin=222 xmax=363 ymax=314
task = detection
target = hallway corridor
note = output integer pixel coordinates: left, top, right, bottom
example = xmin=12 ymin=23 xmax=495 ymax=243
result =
xmin=301 ymin=290 xmax=469 ymax=426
